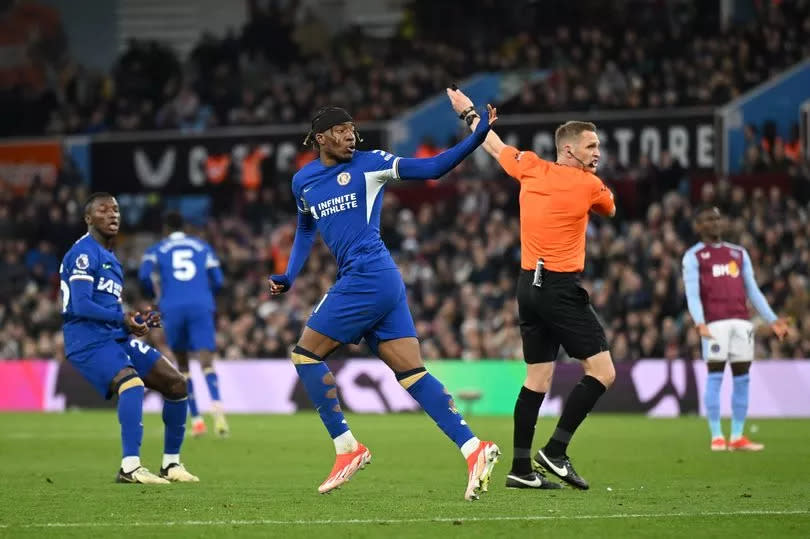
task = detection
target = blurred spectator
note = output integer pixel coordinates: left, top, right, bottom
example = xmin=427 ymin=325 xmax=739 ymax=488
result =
xmin=2 ymin=0 xmax=809 ymax=136
xmin=2 ymin=1 xmax=810 ymax=360
xmin=3 ymin=157 xmax=810 ymax=361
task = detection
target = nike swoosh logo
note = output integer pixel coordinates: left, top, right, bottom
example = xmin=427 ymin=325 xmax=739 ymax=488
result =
xmin=303 ymin=186 xmax=313 ymax=193
xmin=509 ymin=475 xmax=544 ymax=487
xmin=102 ymin=264 xmax=112 ymax=269
xmin=540 ymin=453 xmax=568 ymax=477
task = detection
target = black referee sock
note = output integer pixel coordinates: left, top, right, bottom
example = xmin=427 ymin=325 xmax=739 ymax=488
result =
xmin=544 ymin=375 xmax=606 ymax=458
xmin=512 ymin=386 xmax=545 ymax=475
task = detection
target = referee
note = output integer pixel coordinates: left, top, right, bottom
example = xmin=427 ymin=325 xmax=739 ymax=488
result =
xmin=447 ymin=87 xmax=616 ymax=491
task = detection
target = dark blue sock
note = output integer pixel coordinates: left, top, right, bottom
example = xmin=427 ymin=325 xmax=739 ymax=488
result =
xmin=204 ymin=367 xmax=221 ymax=402
xmin=118 ymin=384 xmax=144 ymax=458
xmin=295 ymin=361 xmax=350 ymax=439
xmin=183 ymin=372 xmax=200 ymax=418
xmin=405 ymin=372 xmax=475 ymax=448
xmin=162 ymin=398 xmax=187 ymax=455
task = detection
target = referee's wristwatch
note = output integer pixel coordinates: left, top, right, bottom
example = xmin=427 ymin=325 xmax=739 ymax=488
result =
xmin=459 ymin=106 xmax=480 ymax=126
xmin=458 ymin=105 xmax=476 ymax=119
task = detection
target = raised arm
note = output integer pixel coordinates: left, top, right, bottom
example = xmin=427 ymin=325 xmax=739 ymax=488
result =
xmin=269 ymin=211 xmax=317 ymax=295
xmin=446 ymin=87 xmax=506 ymax=159
xmin=395 ymin=104 xmax=497 ymax=180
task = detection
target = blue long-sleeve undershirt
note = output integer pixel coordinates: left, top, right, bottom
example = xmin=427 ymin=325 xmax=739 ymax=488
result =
xmin=69 ymin=277 xmax=125 ymax=325
xmin=396 ymin=115 xmax=490 ymax=180
xmin=208 ymin=265 xmax=224 ymax=294
xmin=284 ymin=211 xmax=317 ymax=284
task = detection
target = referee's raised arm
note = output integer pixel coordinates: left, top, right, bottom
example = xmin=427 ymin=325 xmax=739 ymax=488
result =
xmin=446 ymin=87 xmax=616 ymax=491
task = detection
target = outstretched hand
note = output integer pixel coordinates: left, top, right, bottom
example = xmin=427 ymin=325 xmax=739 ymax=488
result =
xmin=446 ymin=86 xmax=474 ymax=116
xmin=485 ymin=103 xmax=497 ymax=126
xmin=446 ymin=86 xmax=496 ymax=128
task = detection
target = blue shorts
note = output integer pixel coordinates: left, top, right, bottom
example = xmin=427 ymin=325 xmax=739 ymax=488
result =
xmin=162 ymin=307 xmax=216 ymax=352
xmin=307 ymin=269 xmax=417 ymax=354
xmin=66 ymin=337 xmax=162 ymax=399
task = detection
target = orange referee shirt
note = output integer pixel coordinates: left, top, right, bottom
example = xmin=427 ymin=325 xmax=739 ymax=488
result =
xmin=498 ymin=146 xmax=615 ymax=273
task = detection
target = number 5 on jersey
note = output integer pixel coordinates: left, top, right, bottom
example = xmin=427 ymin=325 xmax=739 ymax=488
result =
xmin=172 ymin=249 xmax=196 ymax=281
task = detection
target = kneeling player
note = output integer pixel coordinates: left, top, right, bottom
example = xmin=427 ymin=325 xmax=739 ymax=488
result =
xmin=682 ymin=205 xmax=788 ymax=451
xmin=60 ymin=193 xmax=199 ymax=482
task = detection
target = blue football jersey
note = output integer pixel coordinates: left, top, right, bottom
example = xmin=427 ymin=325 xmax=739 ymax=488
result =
xmin=138 ymin=232 xmax=223 ymax=312
xmin=60 ymin=234 xmax=127 ymax=356
xmin=293 ymin=149 xmax=404 ymax=276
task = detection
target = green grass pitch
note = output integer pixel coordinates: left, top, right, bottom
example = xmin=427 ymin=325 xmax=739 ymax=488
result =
xmin=1 ymin=412 xmax=808 ymax=538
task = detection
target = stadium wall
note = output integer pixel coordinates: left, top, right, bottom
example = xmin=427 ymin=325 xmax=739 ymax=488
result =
xmin=716 ymin=58 xmax=810 ymax=174
xmin=2 ymin=359 xmax=809 ymax=418
xmin=495 ymin=107 xmax=715 ymax=170
xmin=86 ymin=122 xmax=388 ymax=193
xmin=390 ymin=72 xmax=548 ymax=157
xmin=7 ymin=107 xmax=716 ymax=196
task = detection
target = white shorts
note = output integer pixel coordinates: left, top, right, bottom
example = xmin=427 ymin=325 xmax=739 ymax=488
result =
xmin=701 ymin=319 xmax=754 ymax=362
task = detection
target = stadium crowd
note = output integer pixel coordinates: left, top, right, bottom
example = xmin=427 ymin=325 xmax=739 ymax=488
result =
xmin=1 ymin=0 xmax=808 ymax=136
xmin=2 ymin=0 xmax=809 ymax=362
xmin=2 ymin=149 xmax=810 ymax=362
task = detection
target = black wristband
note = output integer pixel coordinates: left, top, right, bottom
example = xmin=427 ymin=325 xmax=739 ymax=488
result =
xmin=458 ymin=106 xmax=476 ymax=120
xmin=465 ymin=113 xmax=480 ymax=126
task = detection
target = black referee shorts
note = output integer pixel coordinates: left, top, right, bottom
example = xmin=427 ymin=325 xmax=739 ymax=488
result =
xmin=517 ymin=268 xmax=608 ymax=363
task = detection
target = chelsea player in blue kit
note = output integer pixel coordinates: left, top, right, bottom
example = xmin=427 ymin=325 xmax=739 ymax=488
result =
xmin=269 ymin=105 xmax=501 ymax=500
xmin=60 ymin=193 xmax=199 ymax=483
xmin=138 ymin=212 xmax=228 ymax=438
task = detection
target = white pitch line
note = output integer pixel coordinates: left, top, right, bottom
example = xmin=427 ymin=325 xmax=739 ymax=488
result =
xmin=1 ymin=509 xmax=808 ymax=529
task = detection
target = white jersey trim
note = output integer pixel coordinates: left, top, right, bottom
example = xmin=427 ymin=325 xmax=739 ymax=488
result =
xmin=364 ymin=170 xmax=391 ymax=224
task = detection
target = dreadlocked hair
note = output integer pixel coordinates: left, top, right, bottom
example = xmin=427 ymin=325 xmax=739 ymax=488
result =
xmin=303 ymin=106 xmax=361 ymax=149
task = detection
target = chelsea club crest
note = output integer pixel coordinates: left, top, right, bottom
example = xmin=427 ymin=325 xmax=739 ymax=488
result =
xmin=337 ymin=172 xmax=351 ymax=186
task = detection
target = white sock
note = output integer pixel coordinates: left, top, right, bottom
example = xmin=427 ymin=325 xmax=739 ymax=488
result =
xmin=333 ymin=430 xmax=359 ymax=454
xmin=162 ymin=454 xmax=180 ymax=469
xmin=212 ymin=401 xmax=223 ymax=414
xmin=121 ymin=456 xmax=141 ymax=473
xmin=460 ymin=437 xmax=481 ymax=459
